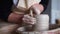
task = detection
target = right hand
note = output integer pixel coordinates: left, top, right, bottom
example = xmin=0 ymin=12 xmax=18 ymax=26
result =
xmin=22 ymin=14 xmax=36 ymax=25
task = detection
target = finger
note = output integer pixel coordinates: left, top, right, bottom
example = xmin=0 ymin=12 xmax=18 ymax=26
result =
xmin=28 ymin=19 xmax=36 ymax=24
xmin=23 ymin=18 xmax=29 ymax=22
xmin=29 ymin=17 xmax=36 ymax=20
xmin=24 ymin=15 xmax=31 ymax=19
xmin=22 ymin=17 xmax=30 ymax=22
xmin=30 ymin=18 xmax=36 ymax=24
xmin=23 ymin=18 xmax=32 ymax=24
xmin=30 ymin=9 xmax=33 ymax=17
xmin=27 ymin=20 xmax=36 ymax=24
xmin=23 ymin=19 xmax=36 ymax=25
xmin=27 ymin=21 xmax=35 ymax=24
xmin=23 ymin=18 xmax=35 ymax=25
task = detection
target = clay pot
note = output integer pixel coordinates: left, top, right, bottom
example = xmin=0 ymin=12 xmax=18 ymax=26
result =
xmin=34 ymin=14 xmax=49 ymax=31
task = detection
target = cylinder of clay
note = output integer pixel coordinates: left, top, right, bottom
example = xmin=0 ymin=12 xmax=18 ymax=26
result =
xmin=34 ymin=14 xmax=49 ymax=31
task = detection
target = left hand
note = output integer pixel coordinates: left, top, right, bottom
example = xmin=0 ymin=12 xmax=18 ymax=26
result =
xmin=30 ymin=3 xmax=44 ymax=15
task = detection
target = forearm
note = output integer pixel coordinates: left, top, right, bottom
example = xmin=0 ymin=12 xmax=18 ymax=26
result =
xmin=8 ymin=12 xmax=24 ymax=24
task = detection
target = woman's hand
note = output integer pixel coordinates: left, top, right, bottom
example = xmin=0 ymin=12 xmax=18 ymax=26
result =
xmin=22 ymin=14 xmax=36 ymax=25
xmin=30 ymin=3 xmax=44 ymax=15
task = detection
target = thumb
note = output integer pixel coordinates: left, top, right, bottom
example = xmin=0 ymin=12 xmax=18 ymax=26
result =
xmin=33 ymin=8 xmax=41 ymax=15
xmin=30 ymin=6 xmax=40 ymax=15
xmin=29 ymin=9 xmax=33 ymax=17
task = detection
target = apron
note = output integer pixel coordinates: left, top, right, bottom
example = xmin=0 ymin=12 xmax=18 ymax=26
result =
xmin=13 ymin=0 xmax=41 ymax=15
xmin=16 ymin=0 xmax=41 ymax=9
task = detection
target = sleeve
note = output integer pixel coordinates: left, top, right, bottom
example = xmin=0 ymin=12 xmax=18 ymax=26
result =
xmin=0 ymin=10 xmax=12 ymax=22
xmin=0 ymin=0 xmax=13 ymax=21
xmin=40 ymin=0 xmax=49 ymax=11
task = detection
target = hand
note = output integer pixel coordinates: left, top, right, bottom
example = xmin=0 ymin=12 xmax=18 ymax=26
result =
xmin=22 ymin=14 xmax=36 ymax=25
xmin=30 ymin=3 xmax=44 ymax=15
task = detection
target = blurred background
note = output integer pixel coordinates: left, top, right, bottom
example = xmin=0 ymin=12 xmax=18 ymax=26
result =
xmin=43 ymin=0 xmax=60 ymax=24
xmin=51 ymin=0 xmax=60 ymax=24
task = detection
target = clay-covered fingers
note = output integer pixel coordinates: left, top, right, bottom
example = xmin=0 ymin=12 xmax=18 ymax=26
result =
xmin=22 ymin=15 xmax=36 ymax=25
